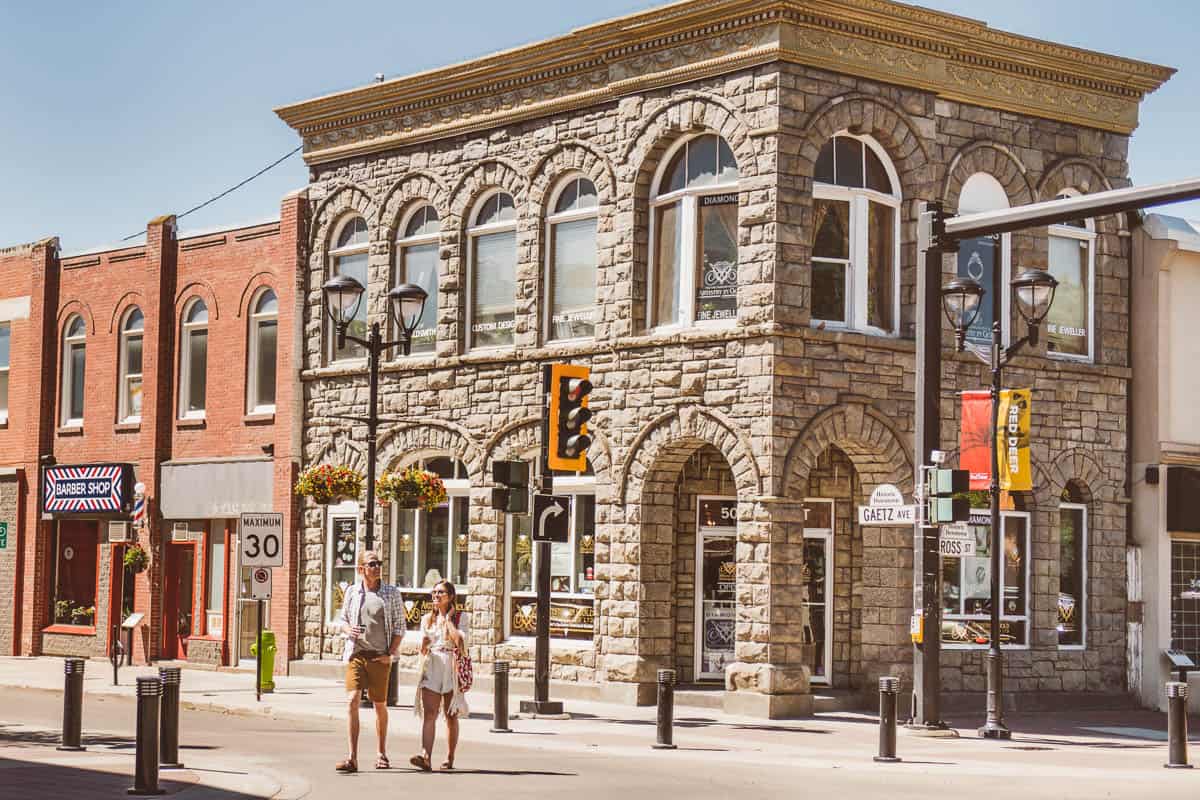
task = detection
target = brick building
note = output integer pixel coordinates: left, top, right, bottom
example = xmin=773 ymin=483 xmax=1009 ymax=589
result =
xmin=275 ymin=0 xmax=1172 ymax=715
xmin=0 ymin=193 xmax=307 ymax=673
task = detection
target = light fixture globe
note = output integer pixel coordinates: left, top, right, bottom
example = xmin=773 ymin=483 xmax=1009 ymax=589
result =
xmin=1010 ymin=268 xmax=1058 ymax=328
xmin=940 ymin=276 xmax=985 ymax=336
xmin=387 ymin=282 xmax=428 ymax=342
xmin=322 ymin=274 xmax=366 ymax=328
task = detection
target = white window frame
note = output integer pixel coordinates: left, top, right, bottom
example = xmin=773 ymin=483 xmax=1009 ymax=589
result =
xmin=1057 ymin=502 xmax=1088 ymax=650
xmin=811 ymin=133 xmax=901 ymax=336
xmin=1046 ymin=193 xmax=1096 ymax=363
xmin=392 ymin=205 xmax=440 ymax=356
xmin=544 ymin=175 xmax=599 ymax=343
xmin=179 ymin=298 xmax=208 ymax=420
xmin=802 ymin=497 xmax=835 ymax=686
xmin=246 ymin=288 xmax=278 ymax=414
xmin=327 ymin=216 xmax=370 ymax=364
xmin=61 ymin=315 xmax=86 ymax=427
xmin=325 ymin=499 xmax=360 ymax=626
xmin=648 ymin=134 xmax=740 ymax=332
xmin=0 ymin=321 xmax=11 ymax=423
xmin=504 ymin=468 xmax=595 ymax=642
xmin=117 ymin=308 xmax=144 ymax=424
xmin=941 ymin=510 xmax=1032 ymax=650
xmin=466 ymin=190 xmax=518 ymax=352
xmin=388 ymin=458 xmax=471 ymax=592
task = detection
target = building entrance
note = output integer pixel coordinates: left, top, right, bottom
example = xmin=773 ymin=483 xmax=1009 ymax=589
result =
xmin=802 ymin=499 xmax=834 ymax=685
xmin=162 ymin=542 xmax=196 ymax=659
xmin=695 ymin=496 xmax=736 ymax=681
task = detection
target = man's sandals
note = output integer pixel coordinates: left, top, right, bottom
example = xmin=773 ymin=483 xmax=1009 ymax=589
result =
xmin=409 ymin=754 xmax=432 ymax=772
xmin=375 ymin=755 xmax=391 ymax=770
xmin=335 ymin=759 xmax=357 ymax=774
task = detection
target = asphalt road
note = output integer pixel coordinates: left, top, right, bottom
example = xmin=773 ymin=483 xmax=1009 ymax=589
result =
xmin=0 ymin=687 xmax=1194 ymax=799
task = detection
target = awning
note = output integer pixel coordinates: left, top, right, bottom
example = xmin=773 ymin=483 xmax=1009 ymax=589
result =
xmin=159 ymin=458 xmax=274 ymax=519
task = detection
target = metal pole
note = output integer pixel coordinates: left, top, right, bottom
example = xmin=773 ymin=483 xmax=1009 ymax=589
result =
xmin=112 ymin=624 xmax=121 ymax=686
xmin=255 ymin=599 xmax=263 ymax=703
xmin=491 ymin=661 xmax=511 ymax=733
xmin=158 ymin=667 xmax=183 ymax=769
xmin=979 ymin=320 xmax=1010 ymax=739
xmin=875 ymin=676 xmax=901 ymax=762
xmin=58 ymin=657 xmax=86 ymax=751
xmin=652 ymin=669 xmax=677 ymax=750
xmin=364 ymin=322 xmax=380 ymax=551
xmin=129 ymin=676 xmax=165 ymax=796
xmin=1165 ymin=682 xmax=1192 ymax=769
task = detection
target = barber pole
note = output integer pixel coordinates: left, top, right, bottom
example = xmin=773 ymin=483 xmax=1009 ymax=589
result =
xmin=133 ymin=482 xmax=148 ymax=529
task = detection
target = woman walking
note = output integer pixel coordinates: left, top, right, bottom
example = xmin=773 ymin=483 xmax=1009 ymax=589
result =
xmin=410 ymin=579 xmax=469 ymax=771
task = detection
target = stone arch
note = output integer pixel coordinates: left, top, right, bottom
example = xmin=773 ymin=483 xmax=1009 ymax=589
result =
xmin=529 ymin=142 xmax=618 ymax=215
xmin=174 ymin=280 xmax=220 ymax=321
xmin=377 ymin=171 xmax=451 ymax=241
xmin=107 ymin=291 xmax=147 ymax=334
xmin=375 ymin=420 xmax=485 ymax=478
xmin=620 ymin=405 xmax=762 ymax=506
xmin=308 ymin=182 xmax=378 ymax=259
xmin=942 ymin=141 xmax=1036 ymax=210
xmin=309 ymin=428 xmax=368 ymax=475
xmin=1042 ymin=447 xmax=1116 ymax=507
xmin=482 ymin=416 xmax=615 ymax=492
xmin=57 ymin=300 xmax=96 ymax=335
xmin=236 ymin=272 xmax=279 ymax=318
xmin=447 ymin=159 xmax=529 ymax=221
xmin=1037 ymin=157 xmax=1127 ymax=236
xmin=783 ymin=403 xmax=914 ymax=500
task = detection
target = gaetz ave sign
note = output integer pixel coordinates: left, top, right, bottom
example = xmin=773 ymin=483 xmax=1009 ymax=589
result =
xmin=43 ymin=464 xmax=134 ymax=514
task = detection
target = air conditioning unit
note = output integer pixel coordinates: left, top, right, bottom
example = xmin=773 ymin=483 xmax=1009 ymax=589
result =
xmin=108 ymin=521 xmax=130 ymax=543
xmin=171 ymin=522 xmax=201 ymax=543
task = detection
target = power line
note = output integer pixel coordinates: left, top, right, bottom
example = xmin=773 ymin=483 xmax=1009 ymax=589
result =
xmin=122 ymin=144 xmax=303 ymax=241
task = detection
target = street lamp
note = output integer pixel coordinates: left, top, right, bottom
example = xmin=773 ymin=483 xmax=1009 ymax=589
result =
xmin=940 ymin=267 xmax=1057 ymax=740
xmin=322 ymin=276 xmax=428 ymax=549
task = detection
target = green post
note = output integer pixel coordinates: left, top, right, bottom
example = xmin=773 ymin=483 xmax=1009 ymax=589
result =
xmin=249 ymin=630 xmax=277 ymax=693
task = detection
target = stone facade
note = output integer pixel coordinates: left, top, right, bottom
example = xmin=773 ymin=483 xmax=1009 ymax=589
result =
xmin=279 ymin=0 xmax=1170 ymax=714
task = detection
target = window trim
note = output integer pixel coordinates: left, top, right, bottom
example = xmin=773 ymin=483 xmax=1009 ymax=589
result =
xmin=115 ymin=308 xmax=144 ymax=424
xmin=647 ymin=134 xmax=740 ymax=332
xmin=392 ymin=204 xmax=441 ymax=357
xmin=246 ymin=287 xmax=278 ymax=414
xmin=941 ymin=509 xmax=1032 ymax=651
xmin=1046 ymin=203 xmax=1097 ymax=363
xmin=810 ymin=133 xmax=901 ymax=336
xmin=388 ymin=457 xmax=471 ymax=592
xmin=544 ymin=175 xmax=600 ymax=343
xmin=1057 ymin=502 xmax=1088 ymax=650
xmin=178 ymin=298 xmax=208 ymax=420
xmin=61 ymin=315 xmax=86 ymax=427
xmin=327 ymin=216 xmax=371 ymax=364
xmin=465 ymin=189 xmax=518 ymax=352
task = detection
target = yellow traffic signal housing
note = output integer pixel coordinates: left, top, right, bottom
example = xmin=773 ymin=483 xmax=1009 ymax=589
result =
xmin=548 ymin=363 xmax=592 ymax=472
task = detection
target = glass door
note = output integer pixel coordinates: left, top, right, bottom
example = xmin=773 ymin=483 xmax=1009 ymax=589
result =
xmin=802 ymin=499 xmax=834 ymax=685
xmin=695 ymin=497 xmax=737 ymax=681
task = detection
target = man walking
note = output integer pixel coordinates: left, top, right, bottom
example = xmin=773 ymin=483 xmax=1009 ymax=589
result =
xmin=336 ymin=549 xmax=406 ymax=773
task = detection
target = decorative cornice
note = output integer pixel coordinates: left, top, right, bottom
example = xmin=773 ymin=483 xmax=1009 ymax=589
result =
xmin=275 ymin=0 xmax=1173 ymax=165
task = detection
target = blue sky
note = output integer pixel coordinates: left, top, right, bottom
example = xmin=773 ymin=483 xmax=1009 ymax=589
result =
xmin=1 ymin=0 xmax=1196 ymax=252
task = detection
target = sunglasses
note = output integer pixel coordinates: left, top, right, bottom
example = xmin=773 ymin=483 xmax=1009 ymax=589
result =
xmin=363 ymin=561 xmax=382 ymax=568
xmin=430 ymin=589 xmax=447 ymax=595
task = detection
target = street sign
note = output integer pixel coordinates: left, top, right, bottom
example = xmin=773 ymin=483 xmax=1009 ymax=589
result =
xmin=868 ymin=484 xmax=905 ymax=507
xmin=240 ymin=512 xmax=284 ymax=567
xmin=858 ymin=505 xmax=917 ymax=525
xmin=532 ymin=494 xmax=569 ymax=543
xmin=0 ymin=521 xmax=7 ymax=549
xmin=250 ymin=567 xmax=272 ymax=600
xmin=939 ymin=524 xmax=976 ymax=557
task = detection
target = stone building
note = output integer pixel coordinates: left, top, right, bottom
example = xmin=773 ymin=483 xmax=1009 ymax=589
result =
xmin=276 ymin=0 xmax=1172 ymax=715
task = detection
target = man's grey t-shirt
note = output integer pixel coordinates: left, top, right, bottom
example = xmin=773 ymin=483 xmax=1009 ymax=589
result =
xmin=357 ymin=587 xmax=390 ymax=654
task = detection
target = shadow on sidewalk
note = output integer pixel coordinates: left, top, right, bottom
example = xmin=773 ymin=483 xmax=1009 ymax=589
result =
xmin=0 ymin=755 xmax=265 ymax=800
xmin=568 ymin=713 xmax=835 ymax=736
xmin=0 ymin=724 xmax=134 ymax=750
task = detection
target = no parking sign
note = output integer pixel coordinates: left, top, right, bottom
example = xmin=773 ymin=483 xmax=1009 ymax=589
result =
xmin=250 ymin=567 xmax=272 ymax=600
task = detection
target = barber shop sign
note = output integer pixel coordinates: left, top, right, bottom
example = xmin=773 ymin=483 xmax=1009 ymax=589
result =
xmin=43 ymin=463 xmax=135 ymax=513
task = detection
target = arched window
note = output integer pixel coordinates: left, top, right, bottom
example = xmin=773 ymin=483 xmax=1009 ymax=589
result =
xmin=329 ymin=216 xmax=369 ymax=361
xmin=117 ymin=308 xmax=144 ymax=423
xmin=956 ymin=172 xmax=1012 ymax=346
xmin=247 ymin=288 xmax=278 ymax=413
xmin=467 ymin=192 xmax=517 ymax=349
xmin=811 ymin=134 xmax=900 ymax=334
xmin=1046 ymin=190 xmax=1096 ymax=361
xmin=389 ymin=457 xmax=471 ymax=592
xmin=651 ymin=134 xmax=739 ymax=328
xmin=61 ymin=314 xmax=86 ymax=426
xmin=179 ymin=298 xmax=208 ymax=419
xmin=546 ymin=176 xmax=599 ymax=340
xmin=393 ymin=205 xmax=439 ymax=354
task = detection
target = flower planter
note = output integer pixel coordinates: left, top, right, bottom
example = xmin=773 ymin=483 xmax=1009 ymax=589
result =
xmin=296 ymin=465 xmax=364 ymax=506
xmin=377 ymin=467 xmax=447 ymax=513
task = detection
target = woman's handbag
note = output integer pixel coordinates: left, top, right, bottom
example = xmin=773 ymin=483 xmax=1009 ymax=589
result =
xmin=453 ymin=611 xmax=473 ymax=693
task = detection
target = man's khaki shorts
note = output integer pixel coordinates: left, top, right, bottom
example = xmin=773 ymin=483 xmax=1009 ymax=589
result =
xmin=345 ymin=652 xmax=391 ymax=702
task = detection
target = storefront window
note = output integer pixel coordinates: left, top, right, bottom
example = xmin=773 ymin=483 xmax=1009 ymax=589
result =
xmin=52 ymin=521 xmax=98 ymax=626
xmin=1058 ymin=504 xmax=1086 ymax=647
xmin=205 ymin=529 xmax=226 ymax=637
xmin=1170 ymin=539 xmax=1200 ymax=664
xmin=507 ymin=466 xmax=595 ymax=641
xmin=326 ymin=508 xmax=358 ymax=623
xmin=941 ymin=511 xmax=1029 ymax=646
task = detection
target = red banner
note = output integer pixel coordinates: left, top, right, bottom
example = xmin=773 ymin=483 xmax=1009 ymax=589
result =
xmin=960 ymin=390 xmax=992 ymax=490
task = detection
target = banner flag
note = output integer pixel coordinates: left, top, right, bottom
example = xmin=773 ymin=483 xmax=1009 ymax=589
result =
xmin=960 ymin=390 xmax=992 ymax=490
xmin=997 ymin=388 xmax=1032 ymax=491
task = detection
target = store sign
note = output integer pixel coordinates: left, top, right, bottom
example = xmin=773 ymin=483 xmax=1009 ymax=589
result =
xmin=43 ymin=463 xmax=133 ymax=514
xmin=957 ymin=235 xmax=999 ymax=347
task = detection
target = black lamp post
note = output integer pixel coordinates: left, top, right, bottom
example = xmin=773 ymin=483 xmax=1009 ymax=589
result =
xmin=322 ymin=276 xmax=428 ymax=550
xmin=940 ymin=267 xmax=1057 ymax=740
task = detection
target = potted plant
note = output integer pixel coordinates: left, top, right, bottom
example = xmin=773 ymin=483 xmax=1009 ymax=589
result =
xmin=71 ymin=605 xmax=95 ymax=625
xmin=124 ymin=544 xmax=149 ymax=574
xmin=295 ymin=464 xmax=364 ymax=505
xmin=54 ymin=599 xmax=73 ymax=624
xmin=376 ymin=466 xmax=447 ymax=512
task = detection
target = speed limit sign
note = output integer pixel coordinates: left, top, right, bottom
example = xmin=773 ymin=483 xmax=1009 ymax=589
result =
xmin=240 ymin=513 xmax=284 ymax=567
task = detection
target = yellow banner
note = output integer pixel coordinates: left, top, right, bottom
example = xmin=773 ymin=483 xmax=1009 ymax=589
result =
xmin=996 ymin=389 xmax=1032 ymax=491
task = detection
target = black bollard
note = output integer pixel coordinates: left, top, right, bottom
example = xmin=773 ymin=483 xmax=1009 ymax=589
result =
xmin=158 ymin=667 xmax=183 ymax=769
xmin=128 ymin=677 xmax=165 ymax=796
xmin=491 ymin=661 xmax=511 ymax=733
xmin=874 ymin=676 xmax=901 ymax=763
xmin=652 ymin=668 xmax=677 ymax=750
xmin=111 ymin=625 xmax=121 ymax=686
xmin=58 ymin=658 xmax=86 ymax=752
xmin=387 ymin=660 xmax=400 ymax=708
xmin=1165 ymin=681 xmax=1193 ymax=769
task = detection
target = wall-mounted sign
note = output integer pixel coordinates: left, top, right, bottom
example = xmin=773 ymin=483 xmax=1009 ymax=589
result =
xmin=957 ymin=234 xmax=999 ymax=346
xmin=698 ymin=499 xmax=737 ymax=529
xmin=43 ymin=464 xmax=134 ymax=514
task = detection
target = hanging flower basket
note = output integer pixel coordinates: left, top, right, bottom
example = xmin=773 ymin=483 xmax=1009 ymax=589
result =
xmin=124 ymin=544 xmax=149 ymax=574
xmin=376 ymin=466 xmax=447 ymax=513
xmin=295 ymin=464 xmax=364 ymax=505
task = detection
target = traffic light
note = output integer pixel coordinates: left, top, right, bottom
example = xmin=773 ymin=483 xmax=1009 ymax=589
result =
xmin=926 ymin=468 xmax=970 ymax=524
xmin=491 ymin=459 xmax=529 ymax=514
xmin=548 ymin=363 xmax=593 ymax=472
